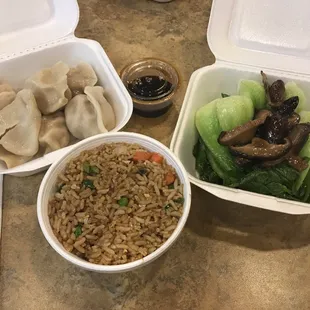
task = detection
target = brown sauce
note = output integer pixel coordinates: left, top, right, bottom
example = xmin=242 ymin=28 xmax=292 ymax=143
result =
xmin=127 ymin=75 xmax=173 ymax=100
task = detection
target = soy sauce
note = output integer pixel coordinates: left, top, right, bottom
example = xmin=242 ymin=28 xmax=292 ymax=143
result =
xmin=127 ymin=75 xmax=173 ymax=100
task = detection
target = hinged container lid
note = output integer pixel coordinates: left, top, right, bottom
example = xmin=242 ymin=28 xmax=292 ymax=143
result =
xmin=0 ymin=0 xmax=79 ymax=56
xmin=208 ymin=0 xmax=310 ymax=75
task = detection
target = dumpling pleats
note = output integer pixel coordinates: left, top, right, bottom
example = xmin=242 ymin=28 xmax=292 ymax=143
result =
xmin=25 ymin=61 xmax=71 ymax=115
xmin=0 ymin=146 xmax=32 ymax=169
xmin=65 ymin=86 xmax=115 ymax=140
xmin=39 ymin=112 xmax=70 ymax=154
xmin=84 ymin=86 xmax=115 ymax=131
xmin=0 ymin=83 xmax=16 ymax=110
xmin=0 ymin=89 xmax=41 ymax=156
xmin=65 ymin=94 xmax=108 ymax=139
xmin=67 ymin=63 xmax=98 ymax=96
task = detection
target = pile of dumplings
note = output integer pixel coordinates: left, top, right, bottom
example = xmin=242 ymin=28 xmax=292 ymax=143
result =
xmin=0 ymin=61 xmax=116 ymax=169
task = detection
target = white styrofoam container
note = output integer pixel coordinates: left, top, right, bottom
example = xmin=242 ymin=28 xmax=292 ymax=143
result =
xmin=171 ymin=0 xmax=310 ymax=214
xmin=37 ymin=132 xmax=191 ymax=273
xmin=0 ymin=0 xmax=133 ymax=176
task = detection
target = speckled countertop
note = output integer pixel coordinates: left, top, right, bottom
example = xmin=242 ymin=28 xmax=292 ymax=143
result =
xmin=1 ymin=1 xmax=310 ymax=309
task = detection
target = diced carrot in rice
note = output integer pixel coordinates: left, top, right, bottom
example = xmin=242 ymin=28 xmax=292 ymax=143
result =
xmin=150 ymin=153 xmax=164 ymax=164
xmin=165 ymin=171 xmax=175 ymax=185
xmin=133 ymin=151 xmax=152 ymax=161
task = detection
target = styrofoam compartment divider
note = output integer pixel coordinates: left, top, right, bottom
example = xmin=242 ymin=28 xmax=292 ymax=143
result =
xmin=171 ymin=0 xmax=310 ymax=214
xmin=0 ymin=0 xmax=133 ymax=176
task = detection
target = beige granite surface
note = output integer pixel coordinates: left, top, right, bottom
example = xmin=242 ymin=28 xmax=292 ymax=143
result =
xmin=1 ymin=0 xmax=310 ymax=309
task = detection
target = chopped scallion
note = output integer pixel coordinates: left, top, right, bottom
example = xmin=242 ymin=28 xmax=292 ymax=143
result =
xmin=164 ymin=204 xmax=172 ymax=211
xmin=174 ymin=197 xmax=185 ymax=204
xmin=82 ymin=179 xmax=95 ymax=190
xmin=83 ymin=162 xmax=91 ymax=174
xmin=90 ymin=166 xmax=99 ymax=175
xmin=118 ymin=197 xmax=129 ymax=207
xmin=83 ymin=162 xmax=100 ymax=175
xmin=74 ymin=224 xmax=83 ymax=238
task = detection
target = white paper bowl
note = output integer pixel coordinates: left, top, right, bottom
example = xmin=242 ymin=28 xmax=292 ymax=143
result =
xmin=37 ymin=132 xmax=191 ymax=273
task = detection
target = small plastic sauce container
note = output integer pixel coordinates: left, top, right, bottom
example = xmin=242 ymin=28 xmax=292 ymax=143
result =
xmin=120 ymin=58 xmax=179 ymax=117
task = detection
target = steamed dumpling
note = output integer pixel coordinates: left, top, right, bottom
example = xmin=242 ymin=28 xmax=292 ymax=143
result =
xmin=39 ymin=112 xmax=70 ymax=154
xmin=65 ymin=94 xmax=107 ymax=139
xmin=67 ymin=63 xmax=98 ymax=95
xmin=0 ymin=146 xmax=31 ymax=169
xmin=25 ymin=61 xmax=71 ymax=115
xmin=0 ymin=89 xmax=41 ymax=156
xmin=0 ymin=84 xmax=12 ymax=92
xmin=65 ymin=86 xmax=115 ymax=139
xmin=0 ymin=83 xmax=16 ymax=110
xmin=84 ymin=86 xmax=115 ymax=131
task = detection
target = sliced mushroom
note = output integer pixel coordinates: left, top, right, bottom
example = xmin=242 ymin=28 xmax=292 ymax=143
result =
xmin=289 ymin=123 xmax=310 ymax=153
xmin=230 ymin=137 xmax=291 ymax=160
xmin=261 ymin=157 xmax=284 ymax=168
xmin=263 ymin=113 xmax=289 ymax=144
xmin=288 ymin=112 xmax=300 ymax=131
xmin=269 ymin=80 xmax=285 ymax=107
xmin=219 ymin=109 xmax=272 ymax=147
xmin=262 ymin=123 xmax=310 ymax=171
xmin=255 ymin=110 xmax=273 ymax=139
xmin=276 ymin=96 xmax=299 ymax=116
xmin=218 ymin=118 xmax=265 ymax=146
xmin=261 ymin=71 xmax=270 ymax=103
xmin=235 ymin=157 xmax=253 ymax=167
xmin=263 ymin=153 xmax=308 ymax=171
xmin=261 ymin=71 xmax=285 ymax=108
xmin=255 ymin=109 xmax=272 ymax=121
xmin=287 ymin=156 xmax=308 ymax=172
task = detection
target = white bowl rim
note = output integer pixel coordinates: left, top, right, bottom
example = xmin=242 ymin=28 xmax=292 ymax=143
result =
xmin=37 ymin=132 xmax=191 ymax=273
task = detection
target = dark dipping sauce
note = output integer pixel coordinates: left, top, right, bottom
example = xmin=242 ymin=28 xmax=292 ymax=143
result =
xmin=127 ymin=75 xmax=173 ymax=101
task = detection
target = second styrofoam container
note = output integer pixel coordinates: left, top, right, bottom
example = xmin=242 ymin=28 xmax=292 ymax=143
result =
xmin=171 ymin=0 xmax=310 ymax=214
xmin=0 ymin=0 xmax=133 ymax=176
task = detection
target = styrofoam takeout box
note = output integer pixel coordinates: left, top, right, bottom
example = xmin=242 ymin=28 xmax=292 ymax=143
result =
xmin=37 ymin=132 xmax=191 ymax=273
xmin=0 ymin=0 xmax=132 ymax=176
xmin=171 ymin=0 xmax=310 ymax=214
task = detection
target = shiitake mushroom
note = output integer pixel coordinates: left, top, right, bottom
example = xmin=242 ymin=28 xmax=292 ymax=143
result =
xmin=261 ymin=71 xmax=286 ymax=108
xmin=218 ymin=109 xmax=272 ymax=146
xmin=263 ymin=113 xmax=289 ymax=144
xmin=235 ymin=157 xmax=253 ymax=167
xmin=229 ymin=137 xmax=292 ymax=160
xmin=269 ymin=80 xmax=286 ymax=107
xmin=276 ymin=96 xmax=299 ymax=116
xmin=262 ymin=123 xmax=310 ymax=171
xmin=288 ymin=113 xmax=300 ymax=131
xmin=218 ymin=118 xmax=265 ymax=146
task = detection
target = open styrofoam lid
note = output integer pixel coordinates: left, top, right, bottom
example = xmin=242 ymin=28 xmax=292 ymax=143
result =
xmin=0 ymin=0 xmax=79 ymax=56
xmin=208 ymin=0 xmax=310 ymax=75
